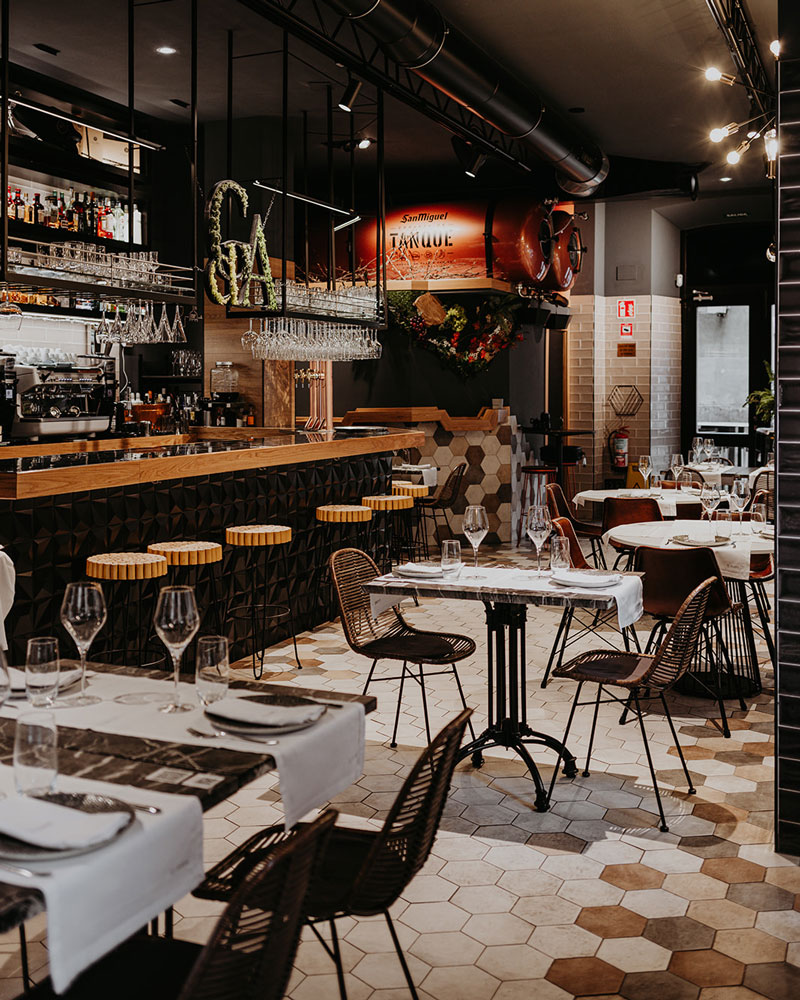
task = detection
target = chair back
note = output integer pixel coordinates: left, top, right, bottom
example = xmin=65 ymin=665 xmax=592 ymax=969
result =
xmin=633 ymin=545 xmax=730 ymax=619
xmin=643 ymin=578 xmax=715 ymax=690
xmin=545 ymin=482 xmax=573 ymax=523
xmin=552 ymin=517 xmax=590 ymax=570
xmin=434 ymin=463 xmax=466 ymax=509
xmin=330 ymin=548 xmax=404 ymax=654
xmin=347 ymin=709 xmax=473 ymax=915
xmin=180 ymin=810 xmax=337 ymax=1000
xmin=751 ymin=471 xmax=775 ymax=521
xmin=602 ymin=497 xmax=663 ymax=533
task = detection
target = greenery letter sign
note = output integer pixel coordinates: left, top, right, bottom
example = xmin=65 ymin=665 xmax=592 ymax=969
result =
xmin=205 ymin=180 xmax=278 ymax=309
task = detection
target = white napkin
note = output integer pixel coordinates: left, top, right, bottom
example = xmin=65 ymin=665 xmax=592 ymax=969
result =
xmin=8 ymin=667 xmax=82 ymax=695
xmin=551 ymin=570 xmax=621 ymax=588
xmin=207 ymin=696 xmax=324 ymax=728
xmin=685 ymin=522 xmax=716 ymax=544
xmin=395 ymin=562 xmax=444 ymax=578
xmin=0 ymin=795 xmax=129 ymax=849
xmin=0 ymin=551 xmax=14 ymax=652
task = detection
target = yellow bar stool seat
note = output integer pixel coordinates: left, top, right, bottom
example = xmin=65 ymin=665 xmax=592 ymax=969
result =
xmin=362 ymin=494 xmax=413 ymax=512
xmin=87 ymin=552 xmax=168 ymax=581
xmin=392 ymin=481 xmax=429 ymax=499
xmin=316 ymin=505 xmax=373 ymax=524
xmin=148 ymin=541 xmax=225 ymax=634
xmin=226 ymin=525 xmax=292 ymax=547
xmin=147 ymin=541 xmax=223 ymax=566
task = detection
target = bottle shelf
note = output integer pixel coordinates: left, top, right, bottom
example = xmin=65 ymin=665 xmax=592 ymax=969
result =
xmin=140 ymin=374 xmax=203 ymax=382
xmin=6 ymin=220 xmax=146 ymax=253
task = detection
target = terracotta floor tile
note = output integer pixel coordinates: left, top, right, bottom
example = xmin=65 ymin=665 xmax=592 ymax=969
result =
xmin=619 ymin=969 xmax=700 ymax=1000
xmin=742 ymin=960 xmax=800 ymax=1000
xmin=641 ymin=916 xmax=715 ymax=951
xmin=668 ymin=949 xmax=745 ymax=988
xmin=576 ymin=906 xmax=647 ymax=939
xmin=545 ymin=957 xmax=626 ymax=996
xmin=701 ymin=859 xmax=766 ymax=884
xmin=714 ymin=928 xmax=787 ymax=965
xmin=600 ymin=865 xmax=665 ymax=891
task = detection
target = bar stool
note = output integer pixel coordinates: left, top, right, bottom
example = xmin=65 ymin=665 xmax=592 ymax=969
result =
xmin=393 ymin=481 xmax=429 ymax=560
xmin=562 ymin=461 xmax=579 ymax=503
xmin=147 ymin=541 xmax=224 ymax=634
xmin=517 ymin=466 xmax=557 ymax=545
xmin=315 ymin=505 xmax=373 ymax=614
xmin=86 ymin=552 xmax=168 ymax=668
xmin=224 ymin=525 xmax=302 ymax=678
xmin=363 ymin=494 xmax=414 ymax=568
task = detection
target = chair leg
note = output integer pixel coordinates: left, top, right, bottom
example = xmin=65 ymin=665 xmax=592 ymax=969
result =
xmin=418 ymin=663 xmax=432 ymax=746
xmin=704 ymin=624 xmax=732 ymax=738
xmin=596 ymin=538 xmax=607 ymax=569
xmin=19 ymin=926 xmax=30 ymax=993
xmin=329 ymin=918 xmax=349 ymax=1000
xmin=362 ymin=659 xmax=378 ymax=697
xmin=391 ymin=662 xmax=408 ymax=748
xmin=384 ymin=910 xmax=420 ymax=1000
xmin=752 ymin=582 xmax=776 ymax=665
xmin=631 ymin=689 xmax=669 ymax=833
xmin=542 ymin=608 xmax=570 ymax=689
xmin=451 ymin=663 xmax=476 ymax=741
xmin=660 ymin=693 xmax=695 ymax=795
xmin=583 ymin=685 xmax=602 ymax=777
xmin=547 ymin=681 xmax=583 ymax=802
xmin=619 ymin=691 xmax=634 ymax=727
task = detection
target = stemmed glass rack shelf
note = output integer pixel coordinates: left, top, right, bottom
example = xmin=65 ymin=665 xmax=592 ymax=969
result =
xmin=2 ymin=236 xmax=195 ymax=306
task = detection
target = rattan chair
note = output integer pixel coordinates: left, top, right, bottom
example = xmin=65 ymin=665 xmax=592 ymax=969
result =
xmin=550 ymin=579 xmax=715 ymax=832
xmin=416 ymin=462 xmax=466 ymax=553
xmin=329 ymin=547 xmax=476 ymax=747
xmin=751 ymin=469 xmax=775 ymax=521
xmin=20 ymin=810 xmax=337 ymax=1000
xmin=602 ymin=496 xmax=663 ymax=570
xmin=194 ymin=710 xmax=472 ymax=1000
xmin=545 ymin=482 xmax=605 ymax=567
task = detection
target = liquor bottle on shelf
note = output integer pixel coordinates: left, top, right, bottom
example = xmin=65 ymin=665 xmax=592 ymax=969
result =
xmin=46 ymin=191 xmax=59 ymax=227
xmin=32 ymin=193 xmax=44 ymax=226
xmin=13 ymin=188 xmax=23 ymax=221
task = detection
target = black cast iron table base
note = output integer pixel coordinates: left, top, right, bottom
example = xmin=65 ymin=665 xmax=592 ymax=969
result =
xmin=455 ymin=600 xmax=578 ymax=811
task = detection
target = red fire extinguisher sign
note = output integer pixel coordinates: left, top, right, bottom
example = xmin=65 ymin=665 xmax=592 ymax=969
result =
xmin=617 ymin=299 xmax=635 ymax=319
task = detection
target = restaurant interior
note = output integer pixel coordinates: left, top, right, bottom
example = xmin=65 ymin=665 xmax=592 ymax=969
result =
xmin=0 ymin=0 xmax=796 ymax=998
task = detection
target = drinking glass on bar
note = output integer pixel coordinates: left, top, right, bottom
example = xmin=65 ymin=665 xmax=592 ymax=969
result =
xmin=525 ymin=505 xmax=552 ymax=576
xmin=195 ymin=636 xmax=230 ymax=708
xmin=60 ymin=581 xmax=107 ymax=707
xmin=441 ymin=539 xmax=462 ymax=575
xmin=154 ymin=586 xmax=200 ymax=714
xmin=26 ymin=637 xmax=60 ymax=708
xmin=14 ymin=712 xmax=58 ymax=796
xmin=463 ymin=505 xmax=489 ymax=572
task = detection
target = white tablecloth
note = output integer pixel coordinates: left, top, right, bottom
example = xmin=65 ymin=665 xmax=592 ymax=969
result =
xmin=0 ymin=672 xmax=365 ymax=830
xmin=393 ymin=464 xmax=438 ymax=488
xmin=574 ymin=488 xmax=703 ymax=519
xmin=0 ymin=550 xmax=14 ymax=651
xmin=685 ymin=463 xmax=725 ymax=486
xmin=605 ymin=519 xmax=772 ymax=581
xmin=0 ymin=769 xmax=202 ymax=993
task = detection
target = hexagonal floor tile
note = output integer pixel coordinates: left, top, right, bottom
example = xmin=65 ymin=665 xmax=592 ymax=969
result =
xmin=546 ymin=957 xmax=626 ymax=997
xmin=668 ymin=949 xmax=744 ymax=988
xmin=576 ymin=906 xmax=647 ymax=939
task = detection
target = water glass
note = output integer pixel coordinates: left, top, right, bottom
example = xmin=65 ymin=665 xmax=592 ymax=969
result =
xmin=441 ymin=539 xmax=462 ymax=574
xmin=550 ymin=536 xmax=572 ymax=571
xmin=14 ymin=712 xmax=58 ymax=796
xmin=752 ymin=503 xmax=767 ymax=527
xmin=715 ymin=513 xmax=732 ymax=542
xmin=26 ymin=637 xmax=60 ymax=708
xmin=195 ymin=636 xmax=230 ymax=707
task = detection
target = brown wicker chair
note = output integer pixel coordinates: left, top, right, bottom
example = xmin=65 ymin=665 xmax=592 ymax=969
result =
xmin=751 ymin=469 xmax=774 ymax=521
xmin=195 ymin=710 xmax=473 ymax=1000
xmin=21 ymin=810 xmax=337 ymax=1000
xmin=602 ymin=496 xmax=663 ymax=570
xmin=545 ymin=482 xmax=605 ymax=567
xmin=416 ymin=462 xmax=466 ymax=553
xmin=541 ymin=518 xmax=640 ymax=689
xmin=551 ymin=579 xmax=715 ymax=832
xmin=329 ymin=547 xmax=476 ymax=747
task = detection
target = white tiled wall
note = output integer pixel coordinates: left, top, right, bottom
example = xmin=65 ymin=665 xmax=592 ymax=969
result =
xmin=1 ymin=316 xmax=91 ymax=357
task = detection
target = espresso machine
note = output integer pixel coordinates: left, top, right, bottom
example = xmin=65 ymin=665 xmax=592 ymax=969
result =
xmin=0 ymin=353 xmax=116 ymax=440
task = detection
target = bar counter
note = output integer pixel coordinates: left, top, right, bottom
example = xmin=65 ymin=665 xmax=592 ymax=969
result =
xmin=0 ymin=427 xmax=423 ymax=663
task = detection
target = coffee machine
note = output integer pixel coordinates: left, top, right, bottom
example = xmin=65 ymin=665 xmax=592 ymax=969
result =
xmin=0 ymin=354 xmax=116 ymax=440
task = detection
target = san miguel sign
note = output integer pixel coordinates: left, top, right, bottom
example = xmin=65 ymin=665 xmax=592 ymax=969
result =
xmin=205 ymin=180 xmax=277 ymax=309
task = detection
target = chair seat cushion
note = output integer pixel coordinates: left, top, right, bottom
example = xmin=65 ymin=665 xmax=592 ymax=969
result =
xmin=553 ymin=649 xmax=655 ymax=688
xmin=361 ymin=630 xmax=476 ymax=664
xmin=22 ymin=936 xmax=201 ymax=1000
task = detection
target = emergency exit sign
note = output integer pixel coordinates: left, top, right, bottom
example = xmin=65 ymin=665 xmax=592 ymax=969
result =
xmin=617 ymin=299 xmax=635 ymax=319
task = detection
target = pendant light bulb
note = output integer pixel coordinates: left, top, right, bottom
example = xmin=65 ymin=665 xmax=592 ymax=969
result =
xmin=710 ymin=122 xmax=739 ymax=143
xmin=726 ymin=148 xmax=740 ymax=165
xmin=705 ymin=67 xmax=737 ymax=85
xmin=764 ymin=127 xmax=778 ymax=162
xmin=770 ymin=39 xmax=781 ymax=58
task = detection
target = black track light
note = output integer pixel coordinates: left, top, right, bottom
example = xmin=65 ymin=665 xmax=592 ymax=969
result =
xmin=451 ymin=136 xmax=486 ymax=178
xmin=338 ymin=78 xmax=362 ymax=113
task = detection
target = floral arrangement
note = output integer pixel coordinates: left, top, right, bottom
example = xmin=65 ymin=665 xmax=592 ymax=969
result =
xmin=388 ymin=290 xmax=523 ymax=377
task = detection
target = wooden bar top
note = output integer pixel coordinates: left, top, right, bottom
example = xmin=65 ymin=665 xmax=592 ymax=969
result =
xmin=338 ymin=406 xmax=503 ymax=432
xmin=0 ymin=427 xmax=424 ymax=500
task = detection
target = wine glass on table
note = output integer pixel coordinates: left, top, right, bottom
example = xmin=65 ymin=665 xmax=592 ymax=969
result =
xmin=154 ymin=586 xmax=200 ymax=714
xmin=525 ymin=505 xmax=552 ymax=576
xmin=730 ymin=479 xmax=750 ymax=534
xmin=700 ymin=484 xmax=720 ymax=519
xmin=670 ymin=453 xmax=684 ymax=485
xmin=639 ymin=454 xmax=652 ymax=489
xmin=692 ymin=436 xmax=703 ymax=457
xmin=703 ymin=438 xmax=714 ymax=462
xmin=60 ymin=582 xmax=107 ymax=706
xmin=463 ymin=505 xmax=489 ymax=573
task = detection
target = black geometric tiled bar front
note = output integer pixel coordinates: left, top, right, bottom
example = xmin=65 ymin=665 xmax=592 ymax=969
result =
xmin=0 ymin=454 xmax=392 ymax=665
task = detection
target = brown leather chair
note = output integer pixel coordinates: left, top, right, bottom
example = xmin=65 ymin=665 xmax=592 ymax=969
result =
xmin=551 ymin=578 xmax=715 ymax=832
xmin=545 ymin=482 xmax=605 ymax=567
xmin=633 ymin=545 xmax=748 ymax=737
xmin=602 ymin=496 xmax=663 ymax=570
xmin=540 ymin=518 xmax=640 ymax=689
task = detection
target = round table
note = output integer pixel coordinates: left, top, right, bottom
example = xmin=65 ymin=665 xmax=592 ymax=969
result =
xmin=574 ymin=488 xmax=703 ymax=518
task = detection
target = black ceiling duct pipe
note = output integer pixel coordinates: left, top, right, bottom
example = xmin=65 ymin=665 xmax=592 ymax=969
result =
xmin=321 ymin=0 xmax=609 ymax=195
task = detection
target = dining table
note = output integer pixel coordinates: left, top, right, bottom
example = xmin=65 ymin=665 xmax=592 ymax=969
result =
xmin=0 ymin=663 xmax=375 ymax=992
xmin=364 ymin=563 xmax=643 ymax=812
xmin=573 ymin=486 xmax=704 ymax=518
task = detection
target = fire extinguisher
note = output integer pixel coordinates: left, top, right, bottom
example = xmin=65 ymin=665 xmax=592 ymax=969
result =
xmin=608 ymin=426 xmax=629 ymax=469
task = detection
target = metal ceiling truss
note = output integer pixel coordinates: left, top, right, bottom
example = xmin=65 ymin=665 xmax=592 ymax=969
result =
xmin=705 ymin=0 xmax=775 ymax=118
xmin=238 ymin=0 xmax=538 ymax=174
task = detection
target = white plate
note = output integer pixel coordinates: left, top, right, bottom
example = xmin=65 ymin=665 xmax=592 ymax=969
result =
xmin=672 ymin=535 xmax=729 ymax=548
xmin=395 ymin=564 xmax=446 ymax=579
xmin=550 ymin=575 xmax=621 ymax=589
xmin=205 ymin=693 xmax=326 ymax=737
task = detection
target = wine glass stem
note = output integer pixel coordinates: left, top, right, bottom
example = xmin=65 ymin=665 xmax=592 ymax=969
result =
xmin=473 ymin=545 xmax=479 ymax=569
xmin=79 ymin=649 xmax=88 ymax=695
xmin=536 ymin=545 xmax=541 ymax=576
xmin=172 ymin=651 xmax=182 ymax=706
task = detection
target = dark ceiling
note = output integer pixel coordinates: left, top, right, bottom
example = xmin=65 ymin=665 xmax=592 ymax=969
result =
xmin=6 ymin=0 xmax=778 ymax=224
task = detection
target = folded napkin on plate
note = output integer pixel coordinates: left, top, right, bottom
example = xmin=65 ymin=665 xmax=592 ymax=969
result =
xmin=0 ymin=795 xmax=129 ymax=850
xmin=208 ymin=696 xmax=325 ymax=727
xmin=8 ymin=667 xmax=82 ymax=694
xmin=551 ymin=571 xmax=621 ymax=588
xmin=683 ymin=524 xmax=717 ymax=544
xmin=395 ymin=562 xmax=444 ymax=577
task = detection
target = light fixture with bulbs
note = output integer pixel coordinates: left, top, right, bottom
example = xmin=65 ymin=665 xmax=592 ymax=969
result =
xmin=709 ymin=122 xmax=739 ymax=143
xmin=764 ymin=127 xmax=778 ymax=179
xmin=770 ymin=39 xmax=780 ymax=58
xmin=705 ymin=66 xmax=737 ymax=85
xmin=357 ymin=135 xmax=372 ymax=149
xmin=338 ymin=78 xmax=362 ymax=113
xmin=726 ymin=139 xmax=750 ymax=165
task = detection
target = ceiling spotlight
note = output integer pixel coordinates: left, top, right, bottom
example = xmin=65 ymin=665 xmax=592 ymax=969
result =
xmin=770 ymin=39 xmax=781 ymax=58
xmin=338 ymin=79 xmax=362 ymax=113
xmin=709 ymin=122 xmax=739 ymax=143
xmin=720 ymin=176 xmax=733 ymax=182
xmin=156 ymin=45 xmax=177 ymax=55
xmin=357 ymin=135 xmax=373 ymax=150
xmin=705 ymin=66 xmax=737 ymax=85
xmin=451 ymin=136 xmax=487 ymax=178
